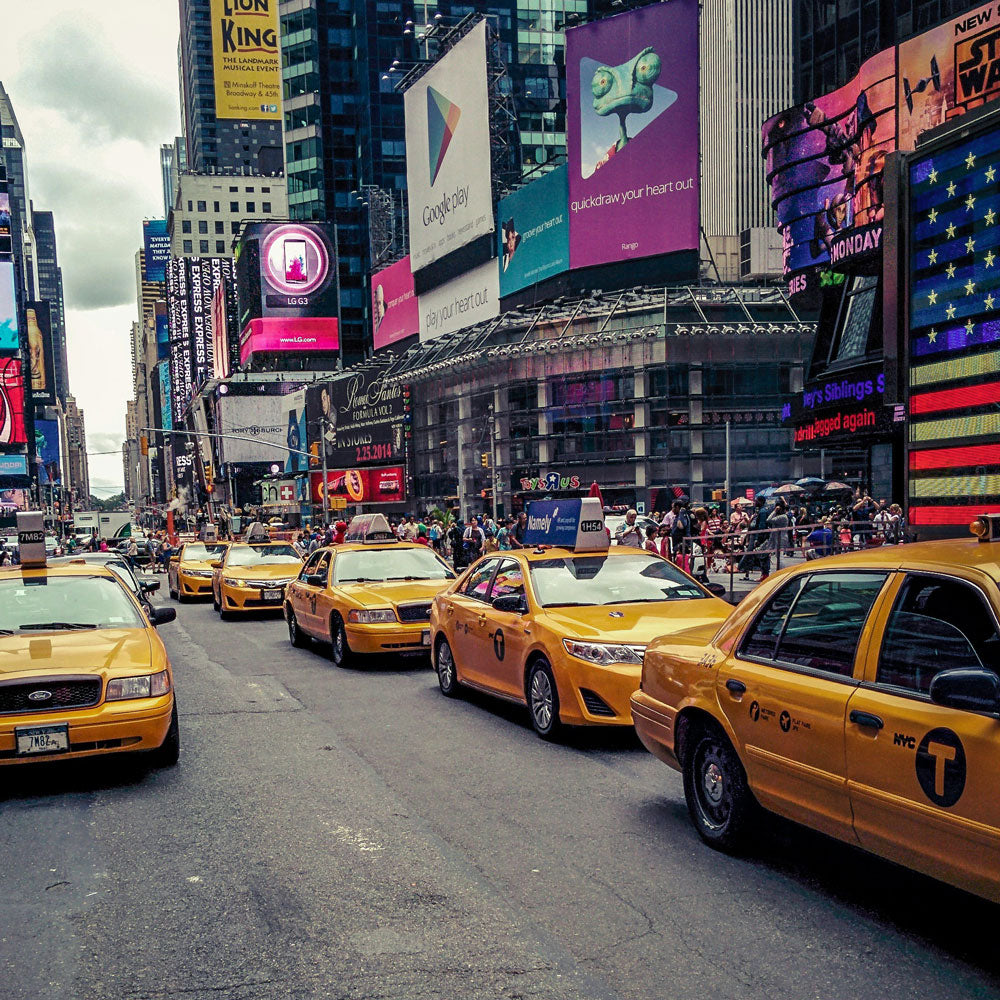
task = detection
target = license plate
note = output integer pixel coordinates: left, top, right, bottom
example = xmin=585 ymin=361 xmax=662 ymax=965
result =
xmin=262 ymin=589 xmax=282 ymax=601
xmin=16 ymin=724 xmax=69 ymax=756
xmin=422 ymin=629 xmax=431 ymax=646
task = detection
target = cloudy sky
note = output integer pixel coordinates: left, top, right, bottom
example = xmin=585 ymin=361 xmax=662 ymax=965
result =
xmin=6 ymin=1 xmax=181 ymax=495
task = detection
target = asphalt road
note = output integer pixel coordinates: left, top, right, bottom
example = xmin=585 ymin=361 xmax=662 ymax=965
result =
xmin=2 ymin=594 xmax=1000 ymax=1000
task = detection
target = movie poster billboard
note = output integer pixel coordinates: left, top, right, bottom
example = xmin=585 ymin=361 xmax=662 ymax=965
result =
xmin=24 ymin=301 xmax=56 ymax=405
xmin=305 ymin=367 xmax=407 ymax=470
xmin=371 ymin=256 xmax=418 ymax=351
xmin=142 ymin=220 xmax=171 ymax=282
xmin=284 ymin=388 xmax=308 ymax=474
xmin=0 ymin=262 xmax=19 ymax=353
xmin=217 ymin=394 xmax=289 ymax=465
xmin=565 ymin=1 xmax=700 ymax=270
xmin=34 ymin=418 xmax=61 ymax=485
xmin=0 ymin=357 xmax=27 ymax=446
xmin=497 ymin=165 xmax=570 ymax=297
xmin=403 ymin=20 xmax=494 ymax=272
xmin=418 ymin=258 xmax=500 ymax=342
xmin=209 ymin=0 xmax=281 ymax=120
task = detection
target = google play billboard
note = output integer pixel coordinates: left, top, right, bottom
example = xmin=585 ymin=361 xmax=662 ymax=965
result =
xmin=403 ymin=20 xmax=494 ymax=273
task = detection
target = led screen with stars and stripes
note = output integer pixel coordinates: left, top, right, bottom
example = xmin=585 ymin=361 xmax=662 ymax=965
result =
xmin=908 ymin=120 xmax=1000 ymax=527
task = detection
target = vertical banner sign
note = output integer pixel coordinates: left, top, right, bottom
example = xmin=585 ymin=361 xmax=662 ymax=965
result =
xmin=210 ymin=0 xmax=281 ymax=120
xmin=24 ymin=301 xmax=56 ymax=405
xmin=0 ymin=357 xmax=27 ymax=446
xmin=158 ymin=362 xmax=173 ymax=432
xmin=142 ymin=220 xmax=171 ymax=282
xmin=403 ymin=20 xmax=494 ymax=273
xmin=371 ymin=255 xmax=418 ymax=351
xmin=34 ymin=419 xmax=61 ymax=485
xmin=284 ymin=388 xmax=307 ymax=473
xmin=566 ymin=0 xmax=700 ymax=270
xmin=0 ymin=262 xmax=19 ymax=352
xmin=0 ymin=185 xmax=11 ymax=256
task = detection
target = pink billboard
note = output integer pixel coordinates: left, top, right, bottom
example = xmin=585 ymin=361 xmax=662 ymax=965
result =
xmin=239 ymin=317 xmax=339 ymax=366
xmin=371 ymin=256 xmax=419 ymax=351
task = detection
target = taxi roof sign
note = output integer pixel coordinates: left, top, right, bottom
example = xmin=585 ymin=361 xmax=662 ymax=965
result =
xmin=344 ymin=512 xmax=398 ymax=544
xmin=523 ymin=498 xmax=608 ymax=552
xmin=16 ymin=511 xmax=46 ymax=568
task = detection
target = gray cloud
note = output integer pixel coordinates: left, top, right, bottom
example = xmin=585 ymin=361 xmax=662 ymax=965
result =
xmin=15 ymin=18 xmax=177 ymax=145
xmin=87 ymin=431 xmax=125 ymax=455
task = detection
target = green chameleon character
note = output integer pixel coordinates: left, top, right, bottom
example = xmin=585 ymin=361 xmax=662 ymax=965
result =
xmin=591 ymin=47 xmax=663 ymax=153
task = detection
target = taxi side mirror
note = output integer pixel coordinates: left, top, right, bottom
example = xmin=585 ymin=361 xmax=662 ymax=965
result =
xmin=492 ymin=593 xmax=528 ymax=614
xmin=149 ymin=606 xmax=177 ymax=627
xmin=142 ymin=580 xmax=160 ymax=594
xmin=930 ymin=668 xmax=1000 ymax=715
xmin=209 ymin=560 xmax=222 ymax=569
xmin=705 ymin=582 xmax=727 ymax=598
xmin=307 ymin=573 xmax=326 ymax=587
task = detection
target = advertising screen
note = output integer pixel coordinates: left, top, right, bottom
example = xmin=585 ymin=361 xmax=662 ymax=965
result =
xmin=0 ymin=262 xmax=19 ymax=353
xmin=310 ymin=466 xmax=406 ymax=506
xmin=34 ymin=418 xmax=61 ymax=485
xmin=418 ymin=258 xmax=500 ymax=342
xmin=565 ymin=1 xmax=700 ymax=270
xmin=0 ymin=191 xmax=10 ymax=241
xmin=212 ymin=283 xmax=232 ymax=379
xmin=0 ymin=455 xmax=28 ymax=478
xmin=0 ymin=488 xmax=29 ymax=509
xmin=0 ymin=357 xmax=27 ymax=446
xmin=404 ymin=20 xmax=494 ymax=273
xmin=209 ymin=0 xmax=281 ymax=120
xmin=155 ymin=302 xmax=169 ymax=361
xmin=239 ymin=318 xmax=339 ymax=366
xmin=217 ymin=394 xmax=291 ymax=465
xmin=762 ymin=48 xmax=896 ymax=276
xmin=371 ymin=256 xmax=419 ymax=351
xmin=142 ymin=220 xmax=171 ymax=283
xmin=284 ymin=388 xmax=308 ymax=474
xmin=497 ymin=165 xmax=570 ymax=297
xmin=305 ymin=367 xmax=408 ymax=470
xmin=24 ymin=301 xmax=55 ymax=405
xmin=158 ymin=361 xmax=173 ymax=432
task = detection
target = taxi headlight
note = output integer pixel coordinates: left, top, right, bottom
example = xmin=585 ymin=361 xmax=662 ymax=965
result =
xmin=223 ymin=576 xmax=247 ymax=588
xmin=348 ymin=608 xmax=397 ymax=624
xmin=185 ymin=569 xmax=212 ymax=578
xmin=562 ymin=640 xmax=645 ymax=666
xmin=107 ymin=670 xmax=171 ymax=701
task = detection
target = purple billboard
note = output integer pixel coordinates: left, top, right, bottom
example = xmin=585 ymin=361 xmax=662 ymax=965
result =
xmin=566 ymin=0 xmax=699 ymax=270
xmin=371 ymin=256 xmax=419 ymax=352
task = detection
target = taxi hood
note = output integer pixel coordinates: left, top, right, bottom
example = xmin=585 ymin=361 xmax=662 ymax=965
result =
xmin=0 ymin=628 xmax=154 ymax=677
xmin=335 ymin=579 xmax=452 ymax=607
xmin=228 ymin=563 xmax=300 ymax=581
xmin=541 ymin=598 xmax=731 ymax=644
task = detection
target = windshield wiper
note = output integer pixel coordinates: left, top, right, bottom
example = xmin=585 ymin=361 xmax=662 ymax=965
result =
xmin=338 ymin=577 xmax=374 ymax=583
xmin=386 ymin=576 xmax=422 ymax=581
xmin=19 ymin=622 xmax=98 ymax=631
xmin=544 ymin=602 xmax=591 ymax=608
xmin=0 ymin=629 xmax=15 ymax=636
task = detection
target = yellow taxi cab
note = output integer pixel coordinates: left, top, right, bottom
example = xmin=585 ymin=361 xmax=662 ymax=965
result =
xmin=167 ymin=540 xmax=230 ymax=601
xmin=0 ymin=512 xmax=179 ymax=769
xmin=429 ymin=499 xmax=732 ymax=739
xmin=631 ymin=512 xmax=1000 ymax=903
xmin=284 ymin=513 xmax=456 ymax=665
xmin=211 ymin=540 xmax=303 ymax=619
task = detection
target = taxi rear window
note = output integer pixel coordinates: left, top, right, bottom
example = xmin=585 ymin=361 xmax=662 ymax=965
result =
xmin=528 ymin=553 xmax=707 ymax=607
xmin=0 ymin=576 xmax=145 ymax=633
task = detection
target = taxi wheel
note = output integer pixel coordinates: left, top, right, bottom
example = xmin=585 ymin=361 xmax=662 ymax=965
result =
xmin=212 ymin=589 xmax=220 ymax=612
xmin=527 ymin=661 xmax=561 ymax=741
xmin=683 ymin=723 xmax=755 ymax=851
xmin=288 ymin=610 xmax=308 ymax=648
xmin=330 ymin=615 xmax=354 ymax=667
xmin=435 ymin=638 xmax=461 ymax=697
xmin=149 ymin=702 xmax=180 ymax=769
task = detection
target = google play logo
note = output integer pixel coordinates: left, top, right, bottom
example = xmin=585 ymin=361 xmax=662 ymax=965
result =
xmin=427 ymin=86 xmax=461 ymax=186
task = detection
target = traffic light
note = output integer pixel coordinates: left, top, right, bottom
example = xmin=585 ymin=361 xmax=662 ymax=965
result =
xmin=480 ymin=452 xmax=490 ymax=468
xmin=206 ymin=484 xmax=214 ymax=494
xmin=140 ymin=435 xmax=148 ymax=456
xmin=711 ymin=489 xmax=723 ymax=502
xmin=480 ymin=489 xmax=487 ymax=498
xmin=203 ymin=460 xmax=214 ymax=483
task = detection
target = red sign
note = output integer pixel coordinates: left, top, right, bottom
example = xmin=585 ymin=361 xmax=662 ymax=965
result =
xmin=310 ymin=465 xmax=406 ymax=505
xmin=240 ymin=316 xmax=339 ymax=365
xmin=0 ymin=357 xmax=27 ymax=446
xmin=745 ymin=488 xmax=755 ymax=501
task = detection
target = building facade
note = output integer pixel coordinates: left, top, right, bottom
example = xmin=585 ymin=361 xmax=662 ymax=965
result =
xmin=31 ymin=210 xmax=69 ymax=404
xmin=63 ymin=394 xmax=90 ymax=503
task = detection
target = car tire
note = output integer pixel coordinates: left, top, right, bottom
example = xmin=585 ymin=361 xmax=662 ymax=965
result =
xmin=527 ymin=660 xmax=561 ymax=741
xmin=288 ymin=610 xmax=308 ymax=648
xmin=149 ymin=701 xmax=180 ymax=768
xmin=330 ymin=615 xmax=354 ymax=667
xmin=682 ymin=721 xmax=756 ymax=852
xmin=436 ymin=637 xmax=461 ymax=697
xmin=177 ymin=590 xmax=189 ymax=604
xmin=213 ymin=588 xmax=221 ymax=612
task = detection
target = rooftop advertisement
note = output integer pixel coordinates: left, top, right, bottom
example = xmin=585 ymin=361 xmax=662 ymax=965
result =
xmin=371 ymin=256 xmax=419 ymax=352
xmin=566 ymin=0 xmax=700 ymax=270
xmin=0 ymin=262 xmax=19 ymax=353
xmin=404 ymin=20 xmax=494 ymax=273
xmin=25 ymin=301 xmax=55 ymax=406
xmin=497 ymin=165 xmax=570 ymax=297
xmin=418 ymin=257 xmax=500 ymax=342
xmin=209 ymin=0 xmax=281 ymax=120
xmin=239 ymin=317 xmax=339 ymax=366
xmin=142 ymin=219 xmax=171 ymax=283
xmin=0 ymin=357 xmax=27 ymax=446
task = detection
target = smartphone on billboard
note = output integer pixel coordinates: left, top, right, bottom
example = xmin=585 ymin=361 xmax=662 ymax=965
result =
xmin=283 ymin=239 xmax=308 ymax=283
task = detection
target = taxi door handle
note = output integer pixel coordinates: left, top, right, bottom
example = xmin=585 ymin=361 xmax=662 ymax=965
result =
xmin=725 ymin=679 xmax=746 ymax=695
xmin=849 ymin=709 xmax=884 ymax=730
xmin=446 ymin=605 xmax=454 ymax=615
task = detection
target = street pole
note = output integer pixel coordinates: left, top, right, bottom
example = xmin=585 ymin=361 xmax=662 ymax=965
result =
xmin=725 ymin=418 xmax=731 ymax=511
xmin=486 ymin=405 xmax=496 ymax=520
xmin=320 ymin=415 xmax=330 ymax=527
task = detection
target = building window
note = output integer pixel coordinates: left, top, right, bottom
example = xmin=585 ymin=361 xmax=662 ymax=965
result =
xmin=181 ymin=220 xmax=192 ymax=234
xmin=262 ymin=186 xmax=270 ymax=193
xmin=187 ymin=200 xmax=192 ymax=211
xmin=230 ymin=201 xmax=239 ymax=212
xmin=199 ymin=240 xmax=209 ymax=253
xmin=262 ymin=202 xmax=271 ymax=213
xmin=198 ymin=220 xmax=208 ymax=234
xmin=246 ymin=202 xmax=255 ymax=213
xmin=216 ymin=240 xmax=226 ymax=253
xmin=183 ymin=239 xmax=193 ymax=253
xmin=231 ymin=221 xmax=241 ymax=234
xmin=213 ymin=201 xmax=220 ymax=212
xmin=196 ymin=200 xmax=206 ymax=212
xmin=215 ymin=221 xmax=224 ymax=234
xmin=245 ymin=186 xmax=254 ymax=192
xmin=229 ymin=186 xmax=238 ymax=192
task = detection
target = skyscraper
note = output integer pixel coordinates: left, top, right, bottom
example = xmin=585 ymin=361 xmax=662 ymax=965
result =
xmin=31 ymin=210 xmax=69 ymax=403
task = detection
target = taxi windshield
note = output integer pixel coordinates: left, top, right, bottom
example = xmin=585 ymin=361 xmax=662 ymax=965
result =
xmin=227 ymin=544 xmax=301 ymax=567
xmin=529 ymin=554 xmax=708 ymax=607
xmin=333 ymin=546 xmax=455 ymax=583
xmin=183 ymin=543 xmax=228 ymax=562
xmin=0 ymin=575 xmax=145 ymax=633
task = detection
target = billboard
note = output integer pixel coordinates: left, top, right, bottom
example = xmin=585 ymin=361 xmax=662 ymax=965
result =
xmin=0 ymin=262 xmax=19 ymax=353
xmin=418 ymin=258 xmax=500 ymax=341
xmin=158 ymin=361 xmax=173 ymax=432
xmin=0 ymin=357 xmax=26 ymax=446
xmin=0 ymin=488 xmax=28 ymax=509
xmin=310 ymin=466 xmax=406 ymax=506
xmin=209 ymin=0 xmax=281 ymax=120
xmin=566 ymin=1 xmax=700 ymax=270
xmin=212 ymin=283 xmax=232 ymax=379
xmin=0 ymin=455 xmax=28 ymax=477
xmin=142 ymin=220 xmax=171 ymax=283
xmin=306 ymin=367 xmax=408 ymax=469
xmin=34 ymin=418 xmax=61 ymax=485
xmin=371 ymin=256 xmax=419 ymax=351
xmin=284 ymin=388 xmax=307 ymax=474
xmin=497 ymin=165 xmax=570 ymax=297
xmin=404 ymin=20 xmax=494 ymax=272
xmin=239 ymin=317 xmax=339 ymax=365
xmin=24 ymin=301 xmax=55 ymax=405
xmin=217 ymin=393 xmax=290 ymax=464
xmin=0 ymin=190 xmax=10 ymax=255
